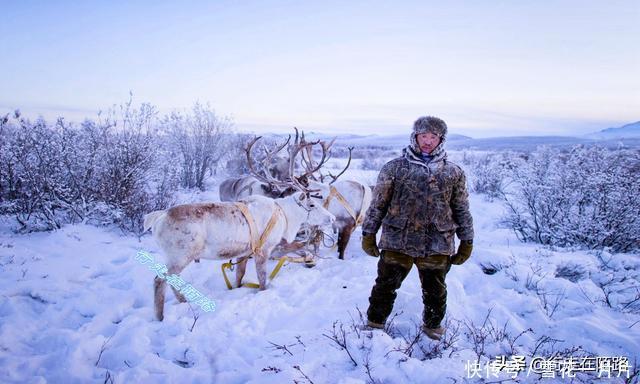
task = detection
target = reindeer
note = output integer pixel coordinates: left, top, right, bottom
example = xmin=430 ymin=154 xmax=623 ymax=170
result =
xmin=245 ymin=129 xmax=373 ymax=260
xmin=144 ymin=138 xmax=335 ymax=321
xmin=319 ymin=179 xmax=372 ymax=259
xmin=219 ymin=142 xmax=292 ymax=202
xmin=218 ymin=176 xmax=294 ymax=202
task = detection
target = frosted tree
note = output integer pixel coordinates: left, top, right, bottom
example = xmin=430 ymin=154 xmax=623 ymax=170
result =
xmin=163 ymin=103 xmax=234 ymax=190
xmin=463 ymin=151 xmax=522 ymax=201
xmin=0 ymin=100 xmax=180 ymax=234
xmin=501 ymin=145 xmax=640 ymax=252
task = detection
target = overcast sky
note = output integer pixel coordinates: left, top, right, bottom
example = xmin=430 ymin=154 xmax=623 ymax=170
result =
xmin=1 ymin=0 xmax=638 ymax=138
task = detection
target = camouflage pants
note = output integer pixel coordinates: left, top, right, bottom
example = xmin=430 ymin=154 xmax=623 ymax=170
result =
xmin=367 ymin=250 xmax=451 ymax=328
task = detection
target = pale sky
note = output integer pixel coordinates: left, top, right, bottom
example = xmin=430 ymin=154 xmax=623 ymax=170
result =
xmin=1 ymin=0 xmax=638 ymax=137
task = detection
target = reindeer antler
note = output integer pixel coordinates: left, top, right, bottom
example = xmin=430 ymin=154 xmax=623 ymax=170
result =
xmin=294 ymin=130 xmax=352 ymax=184
xmin=326 ymin=146 xmax=353 ymax=184
xmin=288 ymin=133 xmax=335 ymax=192
xmin=245 ymin=135 xmax=293 ymax=189
xmin=246 ymin=128 xmax=352 ymax=194
xmin=246 ymin=133 xmax=321 ymax=195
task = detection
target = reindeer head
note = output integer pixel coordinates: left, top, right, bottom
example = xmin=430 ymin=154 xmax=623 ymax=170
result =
xmin=245 ymin=128 xmax=349 ymax=203
xmin=291 ymin=191 xmax=335 ymax=228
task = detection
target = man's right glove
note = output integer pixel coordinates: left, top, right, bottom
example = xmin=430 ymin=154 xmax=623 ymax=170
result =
xmin=450 ymin=239 xmax=473 ymax=265
xmin=361 ymin=232 xmax=380 ymax=257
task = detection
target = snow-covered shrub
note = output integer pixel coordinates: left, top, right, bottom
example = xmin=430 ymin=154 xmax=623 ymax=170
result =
xmin=0 ymin=102 xmax=179 ymax=233
xmin=89 ymin=102 xmax=177 ymax=232
xmin=360 ymin=149 xmax=387 ymax=171
xmin=501 ymin=145 xmax=640 ymax=252
xmin=162 ymin=103 xmax=233 ymax=190
xmin=0 ymin=112 xmax=73 ymax=229
xmin=554 ymin=262 xmax=587 ymax=283
xmin=463 ymin=151 xmax=520 ymax=201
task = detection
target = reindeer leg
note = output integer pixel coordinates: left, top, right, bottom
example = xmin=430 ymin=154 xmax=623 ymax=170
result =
xmin=157 ymin=247 xmax=200 ymax=320
xmin=308 ymin=226 xmax=322 ymax=259
xmin=156 ymin=260 xmax=194 ymax=321
xmin=313 ymin=230 xmax=321 ymax=257
xmin=337 ymin=222 xmax=356 ymax=260
xmin=170 ymin=246 xmax=202 ymax=302
xmin=169 ymin=263 xmax=190 ymax=303
xmin=235 ymin=257 xmax=249 ymax=288
xmin=255 ymin=252 xmax=268 ymax=290
xmin=154 ymin=276 xmax=167 ymax=321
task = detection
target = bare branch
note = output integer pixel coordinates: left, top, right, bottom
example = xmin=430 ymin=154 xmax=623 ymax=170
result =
xmin=267 ymin=341 xmax=296 ymax=356
xmin=293 ymin=365 xmax=315 ymax=384
xmin=322 ymin=321 xmax=358 ymax=366
xmin=95 ymin=335 xmax=114 ymax=367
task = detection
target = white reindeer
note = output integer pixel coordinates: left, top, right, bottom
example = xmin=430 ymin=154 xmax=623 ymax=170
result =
xmin=315 ymin=179 xmax=372 ymax=259
xmin=144 ymin=192 xmax=334 ymax=321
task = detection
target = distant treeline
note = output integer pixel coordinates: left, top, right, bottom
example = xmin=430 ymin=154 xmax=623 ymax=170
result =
xmin=0 ymin=102 xmax=244 ymax=233
xmin=2 ymin=102 xmax=638 ymax=253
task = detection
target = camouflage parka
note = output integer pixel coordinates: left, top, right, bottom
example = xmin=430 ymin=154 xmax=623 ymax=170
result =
xmin=362 ymin=146 xmax=474 ymax=258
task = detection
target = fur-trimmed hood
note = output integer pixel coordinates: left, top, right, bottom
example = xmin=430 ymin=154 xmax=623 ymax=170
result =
xmin=409 ymin=116 xmax=448 ymax=155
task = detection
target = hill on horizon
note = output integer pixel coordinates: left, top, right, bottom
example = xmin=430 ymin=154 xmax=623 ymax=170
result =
xmin=586 ymin=121 xmax=640 ymax=139
xmin=260 ymin=120 xmax=640 ymax=152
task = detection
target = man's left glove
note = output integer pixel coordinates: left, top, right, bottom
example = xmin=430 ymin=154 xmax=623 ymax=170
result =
xmin=450 ymin=239 xmax=473 ymax=265
xmin=361 ymin=233 xmax=380 ymax=257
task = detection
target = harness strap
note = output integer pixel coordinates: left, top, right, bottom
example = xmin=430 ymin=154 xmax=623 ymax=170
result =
xmin=233 ymin=201 xmax=282 ymax=255
xmin=221 ymin=255 xmax=290 ymax=290
xmin=274 ymin=201 xmax=288 ymax=234
xmin=323 ymin=185 xmax=366 ymax=226
xmin=221 ymin=202 xmax=286 ymax=290
xmin=259 ymin=204 xmax=283 ymax=251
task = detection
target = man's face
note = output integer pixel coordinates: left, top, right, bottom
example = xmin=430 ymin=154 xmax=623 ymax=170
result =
xmin=416 ymin=132 xmax=441 ymax=154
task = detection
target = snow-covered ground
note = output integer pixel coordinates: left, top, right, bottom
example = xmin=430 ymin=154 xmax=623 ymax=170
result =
xmin=0 ymin=177 xmax=639 ymax=383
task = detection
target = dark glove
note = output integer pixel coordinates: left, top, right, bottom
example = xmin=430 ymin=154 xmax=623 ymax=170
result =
xmin=450 ymin=239 xmax=473 ymax=265
xmin=361 ymin=233 xmax=380 ymax=257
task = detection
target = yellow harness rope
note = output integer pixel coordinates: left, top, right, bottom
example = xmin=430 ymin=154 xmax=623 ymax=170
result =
xmin=221 ymin=255 xmax=290 ymax=290
xmin=233 ymin=201 xmax=282 ymax=255
xmin=221 ymin=201 xmax=288 ymax=289
xmin=323 ymin=185 xmax=366 ymax=226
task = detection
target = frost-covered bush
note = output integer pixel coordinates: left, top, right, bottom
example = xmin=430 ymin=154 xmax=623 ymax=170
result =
xmin=92 ymin=102 xmax=178 ymax=232
xmin=360 ymin=149 xmax=387 ymax=171
xmin=501 ymin=146 xmax=640 ymax=252
xmin=0 ymin=102 xmax=179 ymax=233
xmin=162 ymin=103 xmax=233 ymax=190
xmin=0 ymin=112 xmax=73 ymax=230
xmin=554 ymin=262 xmax=587 ymax=283
xmin=462 ymin=151 xmax=521 ymax=201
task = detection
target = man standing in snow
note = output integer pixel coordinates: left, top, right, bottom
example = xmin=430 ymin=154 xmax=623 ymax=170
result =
xmin=361 ymin=116 xmax=474 ymax=340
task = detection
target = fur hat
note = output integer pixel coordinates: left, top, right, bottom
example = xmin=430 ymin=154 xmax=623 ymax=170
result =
xmin=410 ymin=116 xmax=448 ymax=152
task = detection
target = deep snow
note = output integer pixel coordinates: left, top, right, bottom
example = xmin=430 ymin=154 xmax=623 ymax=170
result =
xmin=0 ymin=176 xmax=638 ymax=383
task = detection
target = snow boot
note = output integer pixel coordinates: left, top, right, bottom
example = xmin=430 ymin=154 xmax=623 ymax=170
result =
xmin=422 ymin=325 xmax=445 ymax=341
